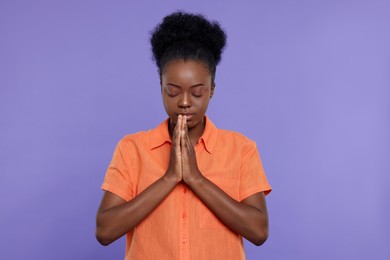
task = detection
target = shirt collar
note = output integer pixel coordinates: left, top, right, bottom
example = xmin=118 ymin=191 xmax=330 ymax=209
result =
xmin=199 ymin=116 xmax=218 ymax=154
xmin=149 ymin=118 xmax=171 ymax=149
xmin=149 ymin=115 xmax=218 ymax=154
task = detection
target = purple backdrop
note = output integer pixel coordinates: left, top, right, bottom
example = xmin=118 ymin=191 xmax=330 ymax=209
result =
xmin=1 ymin=1 xmax=389 ymax=259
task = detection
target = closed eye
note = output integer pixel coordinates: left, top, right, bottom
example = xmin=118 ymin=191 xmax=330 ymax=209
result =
xmin=191 ymin=86 xmax=204 ymax=97
xmin=166 ymin=87 xmax=180 ymax=97
xmin=167 ymin=92 xmax=179 ymax=97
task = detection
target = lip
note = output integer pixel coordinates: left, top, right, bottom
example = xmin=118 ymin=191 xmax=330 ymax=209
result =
xmin=178 ymin=113 xmax=195 ymax=120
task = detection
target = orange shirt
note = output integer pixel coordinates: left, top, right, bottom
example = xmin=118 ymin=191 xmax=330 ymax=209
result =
xmin=101 ymin=116 xmax=271 ymax=260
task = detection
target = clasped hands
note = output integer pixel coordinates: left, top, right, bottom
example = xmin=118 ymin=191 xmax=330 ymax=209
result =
xmin=165 ymin=115 xmax=202 ymax=185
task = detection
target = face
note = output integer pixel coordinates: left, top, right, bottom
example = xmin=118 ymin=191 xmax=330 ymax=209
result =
xmin=161 ymin=59 xmax=215 ymax=130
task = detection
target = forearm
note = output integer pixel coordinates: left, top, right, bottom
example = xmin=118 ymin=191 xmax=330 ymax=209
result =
xmin=187 ymin=175 xmax=268 ymax=245
xmin=96 ymin=175 xmax=177 ymax=245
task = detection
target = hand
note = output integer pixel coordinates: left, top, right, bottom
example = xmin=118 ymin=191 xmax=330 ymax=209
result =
xmin=164 ymin=115 xmax=183 ymax=183
xmin=181 ymin=116 xmax=202 ymax=184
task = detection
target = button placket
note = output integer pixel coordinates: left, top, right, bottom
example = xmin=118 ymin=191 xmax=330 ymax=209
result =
xmin=179 ymin=184 xmax=190 ymax=259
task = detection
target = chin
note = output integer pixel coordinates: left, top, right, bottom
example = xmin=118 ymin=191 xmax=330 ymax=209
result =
xmin=187 ymin=117 xmax=204 ymax=129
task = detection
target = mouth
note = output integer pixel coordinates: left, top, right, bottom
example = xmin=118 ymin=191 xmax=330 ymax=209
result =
xmin=177 ymin=113 xmax=194 ymax=120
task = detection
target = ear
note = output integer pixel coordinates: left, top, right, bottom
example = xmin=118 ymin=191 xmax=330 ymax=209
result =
xmin=210 ymin=83 xmax=215 ymax=99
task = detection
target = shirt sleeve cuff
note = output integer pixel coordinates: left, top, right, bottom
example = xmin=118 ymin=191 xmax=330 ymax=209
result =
xmin=239 ymin=185 xmax=272 ymax=201
xmin=101 ymin=183 xmax=132 ymax=201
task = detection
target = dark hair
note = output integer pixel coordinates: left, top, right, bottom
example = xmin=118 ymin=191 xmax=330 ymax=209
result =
xmin=150 ymin=11 xmax=227 ymax=82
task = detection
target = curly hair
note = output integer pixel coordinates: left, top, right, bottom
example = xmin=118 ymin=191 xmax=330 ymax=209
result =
xmin=150 ymin=11 xmax=227 ymax=81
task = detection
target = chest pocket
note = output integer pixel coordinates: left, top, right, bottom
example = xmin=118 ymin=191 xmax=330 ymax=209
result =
xmin=198 ymin=177 xmax=239 ymax=229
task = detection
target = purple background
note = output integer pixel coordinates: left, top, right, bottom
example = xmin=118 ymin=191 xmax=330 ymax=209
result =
xmin=1 ymin=1 xmax=389 ymax=259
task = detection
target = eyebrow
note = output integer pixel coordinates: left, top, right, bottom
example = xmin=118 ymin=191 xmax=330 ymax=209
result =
xmin=166 ymin=83 xmax=206 ymax=88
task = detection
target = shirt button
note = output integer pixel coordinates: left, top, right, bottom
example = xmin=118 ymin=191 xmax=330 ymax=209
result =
xmin=182 ymin=213 xmax=187 ymax=218
xmin=182 ymin=238 xmax=187 ymax=244
xmin=183 ymin=187 xmax=188 ymax=193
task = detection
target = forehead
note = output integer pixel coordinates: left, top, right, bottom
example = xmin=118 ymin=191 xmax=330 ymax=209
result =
xmin=161 ymin=60 xmax=211 ymax=84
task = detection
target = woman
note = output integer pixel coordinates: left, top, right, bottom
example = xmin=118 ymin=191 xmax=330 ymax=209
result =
xmin=96 ymin=11 xmax=271 ymax=259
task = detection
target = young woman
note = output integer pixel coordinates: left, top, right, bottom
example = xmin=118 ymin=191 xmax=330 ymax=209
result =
xmin=96 ymin=11 xmax=271 ymax=260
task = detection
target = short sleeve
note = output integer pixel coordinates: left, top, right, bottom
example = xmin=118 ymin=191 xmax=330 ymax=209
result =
xmin=101 ymin=139 xmax=133 ymax=201
xmin=239 ymin=141 xmax=271 ymax=201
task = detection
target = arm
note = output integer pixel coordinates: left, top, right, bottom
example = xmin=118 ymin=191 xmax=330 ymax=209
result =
xmin=181 ymin=117 xmax=269 ymax=246
xmin=95 ymin=176 xmax=177 ymax=246
xmin=96 ymin=117 xmax=184 ymax=246
xmin=188 ymin=178 xmax=268 ymax=246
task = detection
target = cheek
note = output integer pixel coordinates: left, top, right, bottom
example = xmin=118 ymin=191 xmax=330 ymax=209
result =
xmin=162 ymin=96 xmax=175 ymax=114
xmin=198 ymin=94 xmax=211 ymax=106
xmin=194 ymin=99 xmax=210 ymax=114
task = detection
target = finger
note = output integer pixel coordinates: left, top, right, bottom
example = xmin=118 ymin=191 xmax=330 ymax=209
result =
xmin=182 ymin=118 xmax=190 ymax=144
xmin=177 ymin=115 xmax=182 ymax=131
xmin=185 ymin=130 xmax=193 ymax=151
xmin=173 ymin=115 xmax=180 ymax=136
xmin=181 ymin=116 xmax=186 ymax=141
xmin=174 ymin=115 xmax=182 ymax=145
xmin=182 ymin=115 xmax=189 ymax=140
xmin=180 ymin=130 xmax=187 ymax=166
xmin=183 ymin=115 xmax=188 ymax=133
xmin=182 ymin=115 xmax=187 ymax=132
xmin=181 ymin=124 xmax=186 ymax=148
xmin=175 ymin=129 xmax=181 ymax=148
xmin=181 ymin=116 xmax=193 ymax=150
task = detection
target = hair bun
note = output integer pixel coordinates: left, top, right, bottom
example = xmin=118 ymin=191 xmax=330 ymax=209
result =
xmin=151 ymin=11 xmax=227 ymax=66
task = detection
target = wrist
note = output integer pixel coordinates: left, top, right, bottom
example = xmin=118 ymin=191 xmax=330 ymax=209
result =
xmin=163 ymin=170 xmax=181 ymax=185
xmin=185 ymin=170 xmax=204 ymax=187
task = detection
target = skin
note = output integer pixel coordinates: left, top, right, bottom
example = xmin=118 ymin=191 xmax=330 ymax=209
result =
xmin=96 ymin=59 xmax=269 ymax=246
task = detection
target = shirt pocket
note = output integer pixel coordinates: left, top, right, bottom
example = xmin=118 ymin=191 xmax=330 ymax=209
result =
xmin=198 ymin=177 xmax=239 ymax=229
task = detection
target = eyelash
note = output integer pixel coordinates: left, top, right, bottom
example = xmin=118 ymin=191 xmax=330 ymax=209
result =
xmin=167 ymin=92 xmax=202 ymax=98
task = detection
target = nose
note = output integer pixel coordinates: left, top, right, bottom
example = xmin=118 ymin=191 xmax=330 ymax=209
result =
xmin=178 ymin=92 xmax=191 ymax=108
